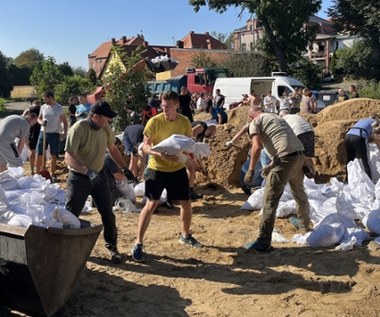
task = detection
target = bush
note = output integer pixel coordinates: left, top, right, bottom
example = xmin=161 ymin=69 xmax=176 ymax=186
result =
xmin=359 ymin=81 xmax=380 ymax=99
xmin=0 ymin=97 xmax=6 ymax=111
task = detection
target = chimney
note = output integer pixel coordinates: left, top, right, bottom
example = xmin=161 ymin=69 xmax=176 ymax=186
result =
xmin=122 ymin=36 xmax=127 ymax=43
xmin=206 ymin=39 xmax=211 ymax=50
xmin=111 ymin=38 xmax=116 ymax=44
xmin=176 ymin=40 xmax=184 ymax=49
xmin=143 ymin=41 xmax=148 ymax=48
xmin=205 ymin=32 xmax=209 ymax=35
xmin=190 ymin=31 xmax=195 ymax=35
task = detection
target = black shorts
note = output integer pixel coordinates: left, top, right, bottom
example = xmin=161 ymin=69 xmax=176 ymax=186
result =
xmin=297 ymin=131 xmax=315 ymax=157
xmin=145 ymin=167 xmax=190 ymax=201
xmin=28 ymin=124 xmax=41 ymax=150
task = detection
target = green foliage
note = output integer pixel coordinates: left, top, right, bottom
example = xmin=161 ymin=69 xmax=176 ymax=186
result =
xmin=0 ymin=97 xmax=6 ymax=111
xmin=330 ymin=52 xmax=337 ymax=76
xmin=359 ymin=81 xmax=380 ymax=100
xmin=289 ymin=58 xmax=322 ymax=89
xmin=58 ymin=62 xmax=74 ymax=77
xmin=210 ymin=31 xmax=233 ymax=48
xmin=72 ymin=67 xmax=87 ymax=77
xmin=191 ymin=51 xmax=217 ymax=68
xmin=334 ymin=41 xmax=377 ymax=79
xmin=13 ymin=48 xmax=44 ymax=69
xmin=220 ymin=51 xmax=272 ymax=77
xmin=102 ymin=44 xmax=149 ymax=132
xmin=0 ymin=51 xmax=13 ymax=98
xmin=30 ymin=57 xmax=65 ymax=96
xmin=54 ymin=75 xmax=95 ymax=106
xmin=11 ymin=48 xmax=44 ymax=86
xmin=328 ymin=0 xmax=380 ymax=79
xmin=189 ymin=0 xmax=322 ymax=72
xmin=86 ymin=68 xmax=98 ymax=85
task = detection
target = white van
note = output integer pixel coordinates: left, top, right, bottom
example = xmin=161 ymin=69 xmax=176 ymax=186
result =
xmin=213 ymin=73 xmax=306 ymax=110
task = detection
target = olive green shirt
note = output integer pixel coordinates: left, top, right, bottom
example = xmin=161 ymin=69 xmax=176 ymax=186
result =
xmin=65 ymin=119 xmax=115 ymax=172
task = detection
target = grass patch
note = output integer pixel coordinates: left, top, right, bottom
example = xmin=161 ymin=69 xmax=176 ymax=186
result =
xmin=11 ymin=86 xmax=36 ymax=99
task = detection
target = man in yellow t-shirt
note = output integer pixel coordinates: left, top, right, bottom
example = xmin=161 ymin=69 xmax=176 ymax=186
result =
xmin=131 ymin=91 xmax=202 ymax=262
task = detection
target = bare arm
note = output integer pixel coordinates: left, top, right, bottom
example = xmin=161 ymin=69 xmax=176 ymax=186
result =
xmin=17 ymin=136 xmax=27 ymax=153
xmin=248 ymin=134 xmax=262 ymax=172
xmin=60 ymin=114 xmax=68 ymax=134
xmin=231 ymin=125 xmax=249 ymax=143
xmin=108 ymin=143 xmax=128 ymax=169
xmin=65 ymin=151 xmax=88 ymax=174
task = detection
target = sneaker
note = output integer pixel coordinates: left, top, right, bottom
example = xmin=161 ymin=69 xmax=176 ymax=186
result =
xmin=190 ymin=190 xmax=203 ymax=201
xmin=131 ymin=243 xmax=145 ymax=262
xmin=244 ymin=240 xmax=273 ymax=252
xmin=105 ymin=243 xmax=123 ymax=264
xmin=179 ymin=234 xmax=202 ymax=249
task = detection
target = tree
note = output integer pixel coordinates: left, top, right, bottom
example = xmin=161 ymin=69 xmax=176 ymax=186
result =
xmin=30 ymin=57 xmax=64 ymax=97
xmin=334 ymin=41 xmax=375 ymax=79
xmin=221 ymin=51 xmax=271 ymax=77
xmin=11 ymin=48 xmax=44 ymax=85
xmin=211 ymin=31 xmax=233 ymax=48
xmin=328 ymin=0 xmax=380 ymax=79
xmin=86 ymin=68 xmax=98 ymax=85
xmin=13 ymin=48 xmax=44 ymax=69
xmin=189 ymin=0 xmax=322 ymax=72
xmin=0 ymin=51 xmax=13 ymax=98
xmin=191 ymin=51 xmax=217 ymax=68
xmin=102 ymin=45 xmax=149 ymax=131
xmin=289 ymin=58 xmax=322 ymax=89
xmin=58 ymin=62 xmax=74 ymax=77
xmin=54 ymin=75 xmax=95 ymax=106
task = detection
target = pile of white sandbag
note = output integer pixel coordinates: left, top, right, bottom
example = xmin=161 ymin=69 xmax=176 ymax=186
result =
xmin=242 ymin=158 xmax=380 ymax=250
xmin=0 ymin=167 xmax=80 ymax=229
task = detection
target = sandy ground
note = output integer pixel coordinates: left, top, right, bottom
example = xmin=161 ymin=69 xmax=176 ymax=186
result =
xmin=3 ymin=99 xmax=380 ymax=316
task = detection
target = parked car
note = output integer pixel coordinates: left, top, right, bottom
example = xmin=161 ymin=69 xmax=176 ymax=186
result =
xmin=311 ymin=90 xmax=327 ymax=110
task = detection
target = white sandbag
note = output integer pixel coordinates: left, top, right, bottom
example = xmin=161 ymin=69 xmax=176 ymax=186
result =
xmin=306 ymin=223 xmax=345 ymax=248
xmin=0 ymin=210 xmax=14 ymax=224
xmin=192 ymin=142 xmax=211 ymax=158
xmin=0 ymin=175 xmax=20 ymax=191
xmin=113 ymin=197 xmax=141 ymax=213
xmin=134 ymin=181 xmax=145 ymax=197
xmin=116 ymin=180 xmax=136 ymax=203
xmin=51 ymin=206 xmax=81 ymax=229
xmin=8 ymin=214 xmax=33 ymax=228
xmin=151 ymin=134 xmax=195 ymax=155
xmin=7 ymin=167 xmax=24 ymax=178
xmin=368 ymin=142 xmax=380 ymax=184
xmin=338 ymin=227 xmax=371 ymax=249
xmin=0 ymin=186 xmax=9 ymax=205
xmin=276 ymin=200 xmax=296 ymax=218
xmin=362 ymin=209 xmax=380 ymax=234
xmin=241 ymin=188 xmax=264 ymax=211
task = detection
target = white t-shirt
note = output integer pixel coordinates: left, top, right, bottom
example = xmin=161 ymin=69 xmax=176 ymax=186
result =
xmin=283 ymin=114 xmax=313 ymax=136
xmin=40 ymin=103 xmax=64 ymax=133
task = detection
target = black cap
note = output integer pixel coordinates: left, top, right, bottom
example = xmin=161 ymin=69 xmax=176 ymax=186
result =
xmin=90 ymin=100 xmax=117 ymax=118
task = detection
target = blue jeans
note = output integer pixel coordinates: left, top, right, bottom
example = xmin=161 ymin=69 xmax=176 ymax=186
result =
xmin=65 ymin=169 xmax=117 ymax=245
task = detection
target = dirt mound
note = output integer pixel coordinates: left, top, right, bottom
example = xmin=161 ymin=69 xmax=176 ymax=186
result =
xmin=196 ymin=99 xmax=380 ymax=187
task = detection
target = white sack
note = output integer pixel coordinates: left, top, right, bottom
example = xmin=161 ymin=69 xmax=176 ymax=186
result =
xmin=306 ymin=223 xmax=345 ymax=248
xmin=116 ymin=180 xmax=136 ymax=203
xmin=362 ymin=209 xmax=380 ymax=234
xmin=241 ymin=188 xmax=264 ymax=211
xmin=152 ymin=134 xmax=195 ymax=155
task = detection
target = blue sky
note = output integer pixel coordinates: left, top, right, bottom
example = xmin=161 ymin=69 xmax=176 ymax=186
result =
xmin=0 ymin=0 xmax=331 ymax=69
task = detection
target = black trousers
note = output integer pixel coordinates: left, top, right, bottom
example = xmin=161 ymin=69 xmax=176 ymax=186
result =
xmin=65 ymin=169 xmax=117 ymax=246
xmin=344 ymin=134 xmax=371 ymax=179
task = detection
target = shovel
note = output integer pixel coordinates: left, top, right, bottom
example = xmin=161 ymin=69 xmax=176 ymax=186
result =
xmin=39 ymin=127 xmax=51 ymax=180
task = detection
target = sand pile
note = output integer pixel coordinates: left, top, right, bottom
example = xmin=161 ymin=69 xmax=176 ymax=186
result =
xmin=196 ymin=98 xmax=380 ymax=188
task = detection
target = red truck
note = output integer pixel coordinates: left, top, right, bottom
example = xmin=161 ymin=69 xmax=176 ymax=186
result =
xmin=146 ymin=67 xmax=229 ymax=95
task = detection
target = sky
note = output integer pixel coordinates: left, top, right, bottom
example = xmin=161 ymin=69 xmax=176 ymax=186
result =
xmin=0 ymin=0 xmax=331 ymax=69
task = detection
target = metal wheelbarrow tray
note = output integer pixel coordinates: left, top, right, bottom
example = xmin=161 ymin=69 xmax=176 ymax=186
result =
xmin=0 ymin=223 xmax=102 ymax=317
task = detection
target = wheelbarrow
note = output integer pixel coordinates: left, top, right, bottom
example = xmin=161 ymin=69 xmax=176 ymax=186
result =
xmin=0 ymin=222 xmax=102 ymax=317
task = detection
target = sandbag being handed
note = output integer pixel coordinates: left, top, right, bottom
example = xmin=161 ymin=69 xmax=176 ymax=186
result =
xmin=151 ymin=134 xmax=195 ymax=155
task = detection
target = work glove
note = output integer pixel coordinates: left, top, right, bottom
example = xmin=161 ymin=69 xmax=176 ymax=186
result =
xmin=86 ymin=169 xmax=99 ymax=181
xmin=122 ymin=168 xmax=135 ymax=181
xmin=244 ymin=169 xmax=253 ymax=183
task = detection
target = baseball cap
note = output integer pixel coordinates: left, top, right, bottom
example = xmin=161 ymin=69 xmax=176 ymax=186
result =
xmin=90 ymin=101 xmax=117 ymax=118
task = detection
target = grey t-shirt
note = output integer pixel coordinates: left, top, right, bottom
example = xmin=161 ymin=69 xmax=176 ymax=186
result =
xmin=0 ymin=115 xmax=29 ymax=144
xmin=249 ymin=113 xmax=304 ymax=159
